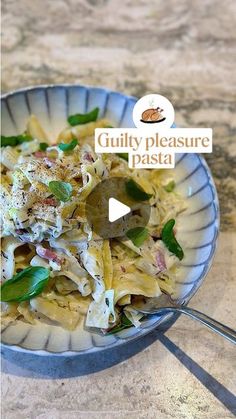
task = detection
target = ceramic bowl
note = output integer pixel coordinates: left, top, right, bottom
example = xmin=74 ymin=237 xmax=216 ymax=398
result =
xmin=1 ymin=85 xmax=219 ymax=355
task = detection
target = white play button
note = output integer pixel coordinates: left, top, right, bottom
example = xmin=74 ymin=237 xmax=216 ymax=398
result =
xmin=109 ymin=197 xmax=131 ymax=223
xmin=86 ymin=177 xmax=151 ymax=238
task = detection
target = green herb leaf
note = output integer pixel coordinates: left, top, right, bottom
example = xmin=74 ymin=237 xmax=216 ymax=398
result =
xmin=105 ymin=125 xmax=114 ymax=128
xmin=126 ymin=227 xmax=149 ymax=247
xmin=162 ymin=219 xmax=184 ymax=260
xmin=39 ymin=142 xmax=48 ymax=151
xmin=48 ymin=181 xmax=72 ymax=202
xmin=1 ymin=266 xmax=50 ymax=302
xmin=108 ymin=313 xmax=133 ymax=334
xmin=1 ymin=136 xmax=18 ymax=147
xmin=164 ymin=180 xmax=175 ymax=192
xmin=116 ymin=153 xmax=128 ymax=162
xmin=1 ymin=133 xmax=33 ymax=147
xmin=68 ymin=107 xmax=99 ymax=126
xmin=58 ymin=138 xmax=78 ymax=152
xmin=125 ymin=179 xmax=152 ymax=201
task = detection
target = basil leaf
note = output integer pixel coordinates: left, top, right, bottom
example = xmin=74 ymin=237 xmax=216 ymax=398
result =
xmin=48 ymin=181 xmax=72 ymax=202
xmin=162 ymin=219 xmax=184 ymax=260
xmin=19 ymin=134 xmax=33 ymax=143
xmin=0 ymin=266 xmax=50 ymax=302
xmin=68 ymin=107 xmax=99 ymax=126
xmin=108 ymin=313 xmax=133 ymax=334
xmin=58 ymin=138 xmax=78 ymax=151
xmin=116 ymin=153 xmax=128 ymax=162
xmin=164 ymin=180 xmax=175 ymax=192
xmin=105 ymin=125 xmax=114 ymax=128
xmin=1 ymin=133 xmax=33 ymax=147
xmin=125 ymin=179 xmax=152 ymax=201
xmin=126 ymin=226 xmax=149 ymax=247
xmin=39 ymin=142 xmax=48 ymax=151
xmin=1 ymin=136 xmax=18 ymax=147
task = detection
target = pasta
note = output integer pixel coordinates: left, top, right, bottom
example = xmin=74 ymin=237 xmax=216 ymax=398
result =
xmin=0 ymin=112 xmax=187 ymax=333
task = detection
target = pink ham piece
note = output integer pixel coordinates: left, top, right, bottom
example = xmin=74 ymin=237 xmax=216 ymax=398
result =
xmin=15 ymin=228 xmax=28 ymax=236
xmin=155 ymin=249 xmax=167 ymax=272
xmin=34 ymin=151 xmax=46 ymax=158
xmin=41 ymin=198 xmax=58 ymax=206
xmin=36 ymin=245 xmax=63 ymax=265
xmin=15 ymin=229 xmax=25 ymax=235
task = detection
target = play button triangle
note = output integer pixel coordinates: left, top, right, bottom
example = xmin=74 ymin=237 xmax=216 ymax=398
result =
xmin=85 ymin=177 xmax=151 ymax=239
xmin=109 ymin=197 xmax=131 ymax=223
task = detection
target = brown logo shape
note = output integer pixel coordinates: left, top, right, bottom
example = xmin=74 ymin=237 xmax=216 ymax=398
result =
xmin=141 ymin=107 xmax=166 ymax=124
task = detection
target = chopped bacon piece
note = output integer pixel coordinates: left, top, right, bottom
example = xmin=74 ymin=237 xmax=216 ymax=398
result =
xmin=120 ymin=265 xmax=126 ymax=273
xmin=41 ymin=198 xmax=58 ymax=206
xmin=36 ymin=245 xmax=63 ymax=265
xmin=15 ymin=229 xmax=27 ymax=235
xmin=155 ymin=249 xmax=166 ymax=272
xmin=34 ymin=151 xmax=46 ymax=158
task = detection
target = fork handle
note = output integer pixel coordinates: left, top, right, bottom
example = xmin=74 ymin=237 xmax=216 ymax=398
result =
xmin=162 ymin=307 xmax=236 ymax=344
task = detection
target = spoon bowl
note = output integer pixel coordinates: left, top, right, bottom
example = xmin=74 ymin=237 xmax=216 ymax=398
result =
xmin=133 ymin=295 xmax=236 ymax=344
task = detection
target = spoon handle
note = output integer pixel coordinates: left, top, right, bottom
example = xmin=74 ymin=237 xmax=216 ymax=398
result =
xmin=166 ymin=307 xmax=236 ymax=344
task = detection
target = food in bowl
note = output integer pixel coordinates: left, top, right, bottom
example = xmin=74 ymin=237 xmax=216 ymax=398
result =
xmin=0 ymin=108 xmax=186 ymax=333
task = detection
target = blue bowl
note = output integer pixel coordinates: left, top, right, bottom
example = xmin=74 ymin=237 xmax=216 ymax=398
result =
xmin=1 ymin=85 xmax=219 ymax=355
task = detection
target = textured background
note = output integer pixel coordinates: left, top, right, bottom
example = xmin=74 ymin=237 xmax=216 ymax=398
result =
xmin=1 ymin=1 xmax=236 ymax=418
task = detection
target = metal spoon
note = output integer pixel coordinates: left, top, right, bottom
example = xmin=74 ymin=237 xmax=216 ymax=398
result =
xmin=132 ymin=294 xmax=236 ymax=344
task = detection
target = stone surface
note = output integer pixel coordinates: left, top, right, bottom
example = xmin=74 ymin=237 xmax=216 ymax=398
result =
xmin=1 ymin=1 xmax=236 ymax=418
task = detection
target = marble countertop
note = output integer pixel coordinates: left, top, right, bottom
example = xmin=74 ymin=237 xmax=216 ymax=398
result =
xmin=1 ymin=1 xmax=236 ymax=418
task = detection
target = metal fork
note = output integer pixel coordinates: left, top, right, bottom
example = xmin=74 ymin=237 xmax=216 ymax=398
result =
xmin=132 ymin=294 xmax=236 ymax=344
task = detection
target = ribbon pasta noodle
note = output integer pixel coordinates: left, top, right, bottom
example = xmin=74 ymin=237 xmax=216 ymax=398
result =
xmin=1 ymin=113 xmax=186 ymax=332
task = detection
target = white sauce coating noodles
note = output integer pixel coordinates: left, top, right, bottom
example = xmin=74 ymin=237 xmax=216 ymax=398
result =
xmin=1 ymin=115 xmax=187 ymax=331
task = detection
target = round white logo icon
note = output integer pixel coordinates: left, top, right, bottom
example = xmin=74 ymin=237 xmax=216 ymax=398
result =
xmin=132 ymin=94 xmax=175 ymax=130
